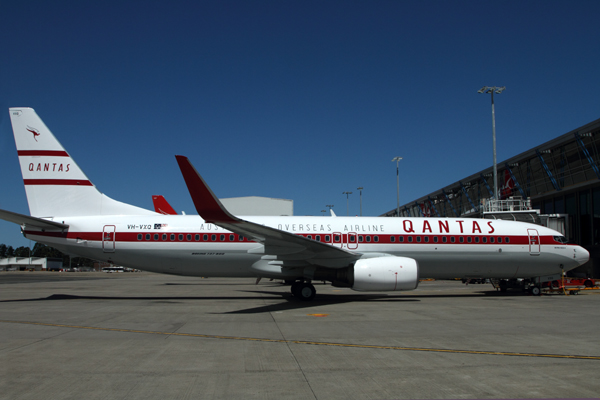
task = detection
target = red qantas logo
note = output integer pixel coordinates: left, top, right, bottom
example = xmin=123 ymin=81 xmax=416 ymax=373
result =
xmin=26 ymin=126 xmax=41 ymax=142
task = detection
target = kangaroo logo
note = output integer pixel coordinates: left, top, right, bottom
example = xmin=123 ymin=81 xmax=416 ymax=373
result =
xmin=26 ymin=126 xmax=41 ymax=142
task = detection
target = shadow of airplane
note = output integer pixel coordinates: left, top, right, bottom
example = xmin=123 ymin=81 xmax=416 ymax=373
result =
xmin=0 ymin=284 xmax=533 ymax=314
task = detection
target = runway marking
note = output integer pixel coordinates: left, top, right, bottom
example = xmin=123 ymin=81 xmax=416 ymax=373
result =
xmin=2 ymin=319 xmax=600 ymax=361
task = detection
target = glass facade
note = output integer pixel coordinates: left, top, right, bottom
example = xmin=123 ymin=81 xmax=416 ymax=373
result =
xmin=386 ymin=117 xmax=600 ymax=277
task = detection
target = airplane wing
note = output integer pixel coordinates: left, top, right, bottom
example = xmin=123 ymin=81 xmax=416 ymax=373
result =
xmin=175 ymin=156 xmax=360 ymax=268
xmin=0 ymin=208 xmax=69 ymax=231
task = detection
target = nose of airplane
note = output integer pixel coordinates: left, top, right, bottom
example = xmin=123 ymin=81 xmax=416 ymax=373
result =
xmin=575 ymin=246 xmax=590 ymax=266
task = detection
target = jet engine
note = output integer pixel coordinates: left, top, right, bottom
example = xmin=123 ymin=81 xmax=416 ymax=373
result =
xmin=351 ymin=256 xmax=419 ymax=291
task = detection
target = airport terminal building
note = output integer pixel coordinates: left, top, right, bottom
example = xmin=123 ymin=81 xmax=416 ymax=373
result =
xmin=384 ymin=117 xmax=600 ymax=278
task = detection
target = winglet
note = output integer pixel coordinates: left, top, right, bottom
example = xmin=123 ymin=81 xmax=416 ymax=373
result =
xmin=175 ymin=156 xmax=239 ymax=224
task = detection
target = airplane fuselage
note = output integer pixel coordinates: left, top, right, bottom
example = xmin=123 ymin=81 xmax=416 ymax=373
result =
xmin=25 ymin=215 xmax=586 ymax=280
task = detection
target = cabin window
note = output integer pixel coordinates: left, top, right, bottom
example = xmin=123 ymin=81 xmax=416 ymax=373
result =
xmin=408 ymin=236 xmax=413 ymax=243
xmin=399 ymin=236 xmax=404 ymax=242
xmin=366 ymin=236 xmax=371 ymax=242
xmin=433 ymin=236 xmax=438 ymax=243
xmin=154 ymin=234 xmax=159 ymax=241
xmin=220 ymin=234 xmax=225 ymax=241
xmin=505 ymin=237 xmax=510 ymax=243
xmin=195 ymin=234 xmax=200 ymax=241
xmin=497 ymin=237 xmax=502 ymax=243
xmin=203 ymin=234 xmax=208 ymax=241
xmin=442 ymin=237 xmax=447 ymax=243
xmin=315 ymin=235 xmax=320 ymax=242
xmin=349 ymin=235 xmax=356 ymax=242
xmin=178 ymin=234 xmax=183 ymax=241
xmin=459 ymin=236 xmax=464 ymax=243
xmin=170 ymin=234 xmax=175 ymax=241
xmin=239 ymin=235 xmax=245 ymax=241
xmin=490 ymin=237 xmax=495 ymax=243
xmin=307 ymin=235 xmax=312 ymax=240
xmin=424 ymin=236 xmax=429 ymax=243
xmin=467 ymin=237 xmax=472 ymax=243
xmin=358 ymin=235 xmax=363 ymax=242
xmin=416 ymin=236 xmax=421 ymax=243
xmin=211 ymin=234 xmax=216 ymax=241
xmin=187 ymin=234 xmax=192 ymax=241
xmin=229 ymin=234 xmax=235 ymax=241
xmin=145 ymin=234 xmax=151 ymax=240
xmin=137 ymin=234 xmax=142 ymax=241
xmin=374 ymin=236 xmax=379 ymax=242
xmin=390 ymin=236 xmax=395 ymax=242
xmin=475 ymin=237 xmax=480 ymax=243
xmin=482 ymin=237 xmax=487 ymax=243
xmin=162 ymin=234 xmax=167 ymax=241
xmin=325 ymin=235 xmax=331 ymax=242
xmin=451 ymin=237 xmax=455 ymax=243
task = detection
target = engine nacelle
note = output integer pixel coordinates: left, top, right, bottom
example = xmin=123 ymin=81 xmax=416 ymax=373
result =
xmin=352 ymin=256 xmax=419 ymax=292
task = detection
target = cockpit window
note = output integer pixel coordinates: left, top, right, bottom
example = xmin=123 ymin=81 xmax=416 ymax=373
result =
xmin=553 ymin=236 xmax=567 ymax=244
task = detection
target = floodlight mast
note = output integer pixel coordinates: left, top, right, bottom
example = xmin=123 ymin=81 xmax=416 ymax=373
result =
xmin=342 ymin=191 xmax=353 ymax=216
xmin=391 ymin=156 xmax=403 ymax=217
xmin=357 ymin=187 xmax=364 ymax=216
xmin=478 ymin=86 xmax=505 ymax=201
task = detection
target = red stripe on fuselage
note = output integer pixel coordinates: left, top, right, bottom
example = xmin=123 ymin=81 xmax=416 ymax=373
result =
xmin=23 ymin=179 xmax=93 ymax=186
xmin=23 ymin=230 xmax=568 ymax=247
xmin=18 ymin=150 xmax=70 ymax=157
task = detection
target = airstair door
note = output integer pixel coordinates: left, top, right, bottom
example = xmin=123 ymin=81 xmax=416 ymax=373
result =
xmin=103 ymin=225 xmax=116 ymax=253
xmin=528 ymin=229 xmax=540 ymax=255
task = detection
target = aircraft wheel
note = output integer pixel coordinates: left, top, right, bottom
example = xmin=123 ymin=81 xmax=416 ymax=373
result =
xmin=530 ymin=286 xmax=541 ymax=296
xmin=584 ymin=279 xmax=593 ymax=288
xmin=296 ymin=283 xmax=316 ymax=301
xmin=290 ymin=281 xmax=302 ymax=297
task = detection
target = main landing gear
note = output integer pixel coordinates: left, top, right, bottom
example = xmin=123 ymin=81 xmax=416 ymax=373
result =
xmin=290 ymin=281 xmax=316 ymax=301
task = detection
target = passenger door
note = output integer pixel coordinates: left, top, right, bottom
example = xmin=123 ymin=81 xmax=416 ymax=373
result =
xmin=527 ymin=229 xmax=540 ymax=255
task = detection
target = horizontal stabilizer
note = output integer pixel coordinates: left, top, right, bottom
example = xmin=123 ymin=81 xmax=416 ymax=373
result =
xmin=0 ymin=208 xmax=69 ymax=231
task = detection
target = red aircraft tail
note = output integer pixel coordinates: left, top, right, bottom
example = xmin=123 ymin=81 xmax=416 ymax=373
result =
xmin=152 ymin=195 xmax=177 ymax=215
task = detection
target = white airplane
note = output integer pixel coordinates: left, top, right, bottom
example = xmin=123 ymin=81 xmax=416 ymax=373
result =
xmin=0 ymin=108 xmax=590 ymax=300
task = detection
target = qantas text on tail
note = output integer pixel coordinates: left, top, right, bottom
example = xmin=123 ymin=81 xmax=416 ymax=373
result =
xmin=0 ymin=108 xmax=589 ymax=300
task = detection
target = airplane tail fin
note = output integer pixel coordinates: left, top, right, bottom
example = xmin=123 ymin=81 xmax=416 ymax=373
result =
xmin=152 ymin=195 xmax=177 ymax=215
xmin=9 ymin=108 xmax=155 ymax=217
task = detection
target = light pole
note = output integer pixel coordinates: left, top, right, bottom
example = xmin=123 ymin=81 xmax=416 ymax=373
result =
xmin=342 ymin=192 xmax=352 ymax=216
xmin=478 ymin=86 xmax=505 ymax=200
xmin=391 ymin=156 xmax=402 ymax=217
xmin=326 ymin=204 xmax=334 ymax=214
xmin=357 ymin=187 xmax=364 ymax=216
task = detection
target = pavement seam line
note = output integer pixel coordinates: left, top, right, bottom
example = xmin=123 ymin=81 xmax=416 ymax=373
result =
xmin=2 ymin=319 xmax=599 ymax=361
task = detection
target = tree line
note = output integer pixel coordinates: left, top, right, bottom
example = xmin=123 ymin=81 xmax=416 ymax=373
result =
xmin=0 ymin=242 xmax=96 ymax=267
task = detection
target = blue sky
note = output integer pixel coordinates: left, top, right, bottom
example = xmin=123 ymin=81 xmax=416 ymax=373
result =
xmin=1 ymin=0 xmax=599 ymax=248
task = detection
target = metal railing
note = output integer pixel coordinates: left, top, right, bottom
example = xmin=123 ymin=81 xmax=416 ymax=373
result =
xmin=482 ymin=197 xmax=532 ymax=213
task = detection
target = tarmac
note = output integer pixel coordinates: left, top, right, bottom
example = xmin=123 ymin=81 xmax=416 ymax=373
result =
xmin=1 ymin=271 xmax=599 ymax=400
